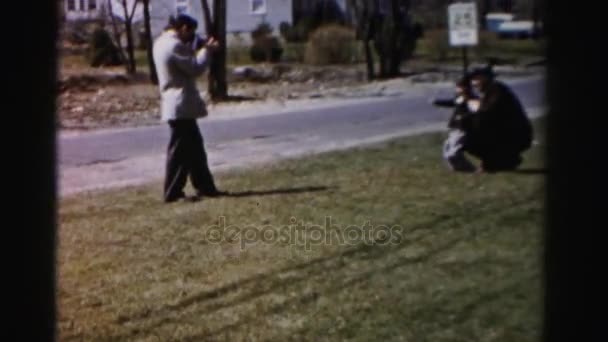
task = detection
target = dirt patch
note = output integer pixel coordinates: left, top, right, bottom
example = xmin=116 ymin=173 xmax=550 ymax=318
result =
xmin=57 ymin=62 xmax=374 ymax=130
xmin=58 ymin=83 xmax=160 ymax=130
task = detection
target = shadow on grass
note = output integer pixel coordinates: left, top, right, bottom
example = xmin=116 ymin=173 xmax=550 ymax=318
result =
xmin=186 ymin=199 xmax=538 ymax=341
xmin=510 ymin=168 xmax=548 ymax=175
xmin=477 ymin=168 xmax=548 ymax=175
xmin=223 ymin=186 xmax=335 ymax=198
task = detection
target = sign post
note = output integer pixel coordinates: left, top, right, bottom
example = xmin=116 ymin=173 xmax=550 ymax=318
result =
xmin=448 ymin=2 xmax=479 ymax=77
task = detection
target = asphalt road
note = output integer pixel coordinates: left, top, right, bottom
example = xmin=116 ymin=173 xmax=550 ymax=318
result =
xmin=59 ymin=76 xmax=544 ymax=195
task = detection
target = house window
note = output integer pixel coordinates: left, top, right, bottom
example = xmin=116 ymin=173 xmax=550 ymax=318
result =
xmin=250 ymin=0 xmax=267 ymax=15
xmin=67 ymin=0 xmax=76 ymax=11
xmin=79 ymin=0 xmax=85 ymax=11
xmin=89 ymin=0 xmax=97 ymax=10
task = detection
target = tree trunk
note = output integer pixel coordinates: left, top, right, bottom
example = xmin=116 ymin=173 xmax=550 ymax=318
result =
xmin=200 ymin=0 xmax=214 ymax=35
xmin=375 ymin=0 xmax=410 ymax=78
xmin=367 ymin=0 xmax=378 ymax=80
xmin=379 ymin=55 xmax=389 ymax=78
xmin=211 ymin=0 xmax=227 ymax=100
xmin=142 ymin=0 xmax=157 ymax=83
xmin=388 ymin=0 xmax=404 ymax=77
xmin=364 ymin=39 xmax=375 ymax=81
xmin=352 ymin=0 xmax=418 ymax=80
xmin=349 ymin=0 xmax=375 ymax=81
xmin=124 ymin=20 xmax=136 ymax=74
xmin=120 ymin=0 xmax=136 ymax=74
xmin=107 ymin=0 xmax=128 ymax=66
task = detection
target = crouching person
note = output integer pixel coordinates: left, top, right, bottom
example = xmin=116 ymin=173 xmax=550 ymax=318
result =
xmin=467 ymin=66 xmax=534 ymax=172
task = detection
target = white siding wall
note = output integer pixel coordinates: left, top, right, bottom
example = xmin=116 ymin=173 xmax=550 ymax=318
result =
xmin=65 ymin=0 xmax=102 ymax=20
xmin=148 ymin=0 xmax=293 ymax=40
xmin=226 ymin=0 xmax=292 ymax=34
xmin=149 ymin=0 xmax=181 ymax=38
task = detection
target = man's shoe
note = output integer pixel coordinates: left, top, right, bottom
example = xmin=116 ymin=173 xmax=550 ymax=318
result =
xmin=164 ymin=192 xmax=201 ymax=203
xmin=164 ymin=191 xmax=186 ymax=203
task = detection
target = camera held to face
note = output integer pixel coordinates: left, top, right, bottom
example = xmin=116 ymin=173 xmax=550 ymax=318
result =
xmin=192 ymin=34 xmax=206 ymax=50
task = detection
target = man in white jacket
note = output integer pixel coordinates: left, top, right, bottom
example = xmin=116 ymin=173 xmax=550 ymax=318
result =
xmin=153 ymin=14 xmax=226 ymax=202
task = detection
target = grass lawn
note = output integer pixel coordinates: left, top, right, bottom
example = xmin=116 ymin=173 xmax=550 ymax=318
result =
xmin=58 ymin=120 xmax=546 ymax=341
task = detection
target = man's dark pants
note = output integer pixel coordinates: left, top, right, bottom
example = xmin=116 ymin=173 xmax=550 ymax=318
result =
xmin=164 ymin=119 xmax=217 ymax=201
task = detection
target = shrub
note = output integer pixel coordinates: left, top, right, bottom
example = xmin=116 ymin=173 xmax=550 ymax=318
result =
xmin=304 ymin=25 xmax=357 ymax=65
xmin=249 ymin=23 xmax=283 ymax=63
xmin=228 ymin=45 xmax=251 ymax=64
xmin=420 ymin=29 xmax=451 ymax=62
xmin=65 ymin=21 xmax=91 ymax=45
xmin=283 ymin=17 xmax=319 ymax=42
xmin=474 ymin=31 xmax=544 ymax=61
xmin=282 ymin=42 xmax=306 ymax=63
xmin=251 ymin=22 xmax=274 ymax=41
xmin=250 ymin=36 xmax=283 ymax=63
xmin=279 ymin=22 xmax=291 ymax=39
xmin=86 ymin=26 xmax=123 ymax=67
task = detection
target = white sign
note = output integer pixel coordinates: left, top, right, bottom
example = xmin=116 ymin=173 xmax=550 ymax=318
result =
xmin=448 ymin=2 xmax=478 ymax=46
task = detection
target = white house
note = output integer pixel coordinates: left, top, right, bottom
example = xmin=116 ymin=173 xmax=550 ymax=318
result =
xmin=64 ymin=0 xmax=293 ymax=41
xmin=148 ymin=0 xmax=293 ymax=40
xmin=64 ymin=0 xmax=103 ymax=20
xmin=64 ymin=0 xmax=145 ymax=21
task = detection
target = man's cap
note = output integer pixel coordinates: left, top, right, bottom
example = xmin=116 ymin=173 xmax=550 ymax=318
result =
xmin=171 ymin=14 xmax=198 ymax=29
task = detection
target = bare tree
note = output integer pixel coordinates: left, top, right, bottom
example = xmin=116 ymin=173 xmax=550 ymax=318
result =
xmin=106 ymin=0 xmax=128 ymax=66
xmin=349 ymin=0 xmax=422 ymax=80
xmin=349 ymin=0 xmax=377 ymax=80
xmin=141 ymin=0 xmax=157 ymax=83
xmin=118 ymin=0 xmax=141 ymax=74
xmin=104 ymin=0 xmax=141 ymax=74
